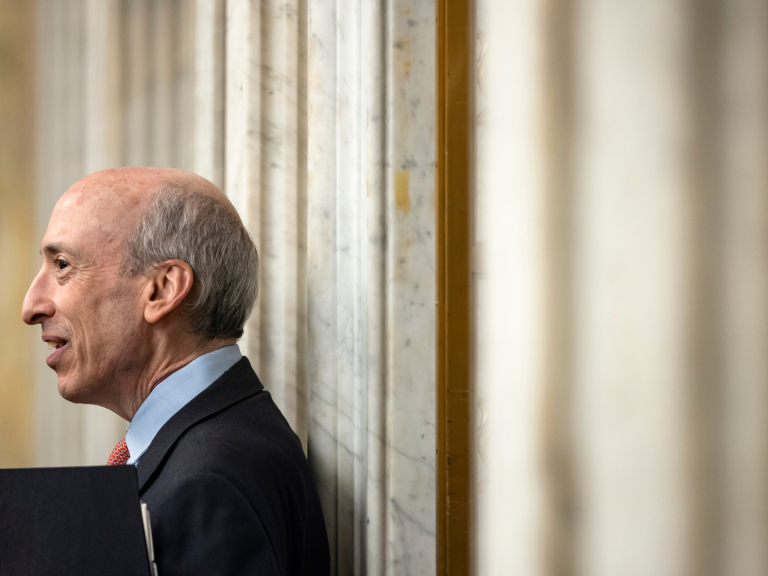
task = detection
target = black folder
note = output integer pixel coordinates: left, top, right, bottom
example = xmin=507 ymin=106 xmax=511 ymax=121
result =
xmin=0 ymin=466 xmax=152 ymax=575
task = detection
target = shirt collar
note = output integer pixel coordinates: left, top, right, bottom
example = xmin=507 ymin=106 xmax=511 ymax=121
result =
xmin=125 ymin=344 xmax=242 ymax=465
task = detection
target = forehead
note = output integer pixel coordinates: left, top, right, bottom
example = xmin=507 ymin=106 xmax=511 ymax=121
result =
xmin=43 ymin=187 xmax=139 ymax=260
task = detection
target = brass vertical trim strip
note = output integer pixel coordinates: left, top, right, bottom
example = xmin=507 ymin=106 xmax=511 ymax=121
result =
xmin=437 ymin=0 xmax=473 ymax=573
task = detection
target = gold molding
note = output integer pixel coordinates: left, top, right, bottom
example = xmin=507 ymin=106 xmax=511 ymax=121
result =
xmin=436 ymin=0 xmax=473 ymax=573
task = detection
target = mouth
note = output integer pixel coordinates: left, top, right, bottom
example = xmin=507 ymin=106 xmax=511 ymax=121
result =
xmin=43 ymin=337 xmax=71 ymax=366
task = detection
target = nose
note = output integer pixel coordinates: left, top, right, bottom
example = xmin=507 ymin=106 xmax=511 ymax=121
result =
xmin=22 ymin=266 xmax=55 ymax=325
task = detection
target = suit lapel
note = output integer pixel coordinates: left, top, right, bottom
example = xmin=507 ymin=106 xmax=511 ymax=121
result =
xmin=136 ymin=356 xmax=263 ymax=491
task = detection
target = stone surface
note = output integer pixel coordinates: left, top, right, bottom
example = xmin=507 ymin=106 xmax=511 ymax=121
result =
xmin=220 ymin=0 xmax=308 ymax=445
xmin=307 ymin=0 xmax=436 ymax=573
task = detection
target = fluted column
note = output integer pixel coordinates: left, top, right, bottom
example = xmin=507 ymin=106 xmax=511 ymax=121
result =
xmin=219 ymin=0 xmax=308 ymax=444
xmin=194 ymin=2 xmax=438 ymax=573
xmin=307 ymin=0 xmax=437 ymax=574
xmin=193 ymin=0 xmax=225 ymax=188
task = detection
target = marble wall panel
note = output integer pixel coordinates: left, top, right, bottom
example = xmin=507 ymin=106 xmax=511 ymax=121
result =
xmin=193 ymin=0 xmax=225 ymax=188
xmin=307 ymin=0 xmax=436 ymax=574
xmin=219 ymin=0 xmax=308 ymax=444
xmin=192 ymin=2 xmax=441 ymax=572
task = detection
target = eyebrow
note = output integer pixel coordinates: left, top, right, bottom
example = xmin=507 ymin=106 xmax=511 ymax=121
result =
xmin=41 ymin=242 xmax=83 ymax=261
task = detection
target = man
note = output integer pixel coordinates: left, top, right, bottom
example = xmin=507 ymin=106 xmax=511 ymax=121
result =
xmin=21 ymin=167 xmax=329 ymax=576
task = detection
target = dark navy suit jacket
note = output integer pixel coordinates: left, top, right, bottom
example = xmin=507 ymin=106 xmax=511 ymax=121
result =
xmin=137 ymin=357 xmax=330 ymax=576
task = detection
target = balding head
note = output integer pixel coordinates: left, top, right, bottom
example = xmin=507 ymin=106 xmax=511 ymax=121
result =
xmin=68 ymin=166 xmax=226 ymax=200
xmin=122 ymin=171 xmax=258 ymax=340
xmin=22 ymin=167 xmax=259 ymax=420
xmin=45 ymin=168 xmax=232 ymax=268
xmin=59 ymin=167 xmax=235 ymax=238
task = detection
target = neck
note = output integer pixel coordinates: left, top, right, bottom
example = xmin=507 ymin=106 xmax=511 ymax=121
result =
xmin=115 ymin=336 xmax=237 ymax=421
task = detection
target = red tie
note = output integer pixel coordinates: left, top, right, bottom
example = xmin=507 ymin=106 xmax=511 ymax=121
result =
xmin=107 ymin=438 xmax=131 ymax=466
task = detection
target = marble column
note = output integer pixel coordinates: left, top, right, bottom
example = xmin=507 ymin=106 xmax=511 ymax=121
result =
xmin=307 ymin=1 xmax=436 ymax=574
xmin=196 ymin=0 xmax=438 ymax=572
xmin=193 ymin=0 xmax=225 ymax=188
xmin=215 ymin=0 xmax=308 ymax=444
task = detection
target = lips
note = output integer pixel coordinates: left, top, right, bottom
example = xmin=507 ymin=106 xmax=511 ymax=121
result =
xmin=43 ymin=337 xmax=70 ymax=366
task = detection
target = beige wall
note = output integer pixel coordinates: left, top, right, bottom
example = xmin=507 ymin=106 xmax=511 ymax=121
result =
xmin=475 ymin=0 xmax=768 ymax=575
xmin=0 ymin=0 xmax=35 ymax=468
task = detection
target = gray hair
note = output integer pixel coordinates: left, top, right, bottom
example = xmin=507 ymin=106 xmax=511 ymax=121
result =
xmin=124 ymin=187 xmax=259 ymax=340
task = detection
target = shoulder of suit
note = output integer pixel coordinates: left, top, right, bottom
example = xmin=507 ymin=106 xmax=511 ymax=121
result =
xmin=169 ymin=393 xmax=306 ymax=474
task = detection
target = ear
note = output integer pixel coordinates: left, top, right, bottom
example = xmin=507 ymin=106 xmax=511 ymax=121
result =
xmin=142 ymin=260 xmax=194 ymax=325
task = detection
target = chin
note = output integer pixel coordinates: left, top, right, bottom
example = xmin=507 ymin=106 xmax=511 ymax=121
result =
xmin=56 ymin=376 xmax=89 ymax=404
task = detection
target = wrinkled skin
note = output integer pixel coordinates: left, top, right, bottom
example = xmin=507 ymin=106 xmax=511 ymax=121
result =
xmin=22 ymin=167 xmax=237 ymax=421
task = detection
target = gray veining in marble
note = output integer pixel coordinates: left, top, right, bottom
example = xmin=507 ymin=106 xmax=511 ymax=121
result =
xmin=308 ymin=0 xmax=436 ymax=573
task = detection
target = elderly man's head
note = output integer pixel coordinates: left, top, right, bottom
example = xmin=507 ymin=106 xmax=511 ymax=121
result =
xmin=21 ymin=167 xmax=258 ymax=420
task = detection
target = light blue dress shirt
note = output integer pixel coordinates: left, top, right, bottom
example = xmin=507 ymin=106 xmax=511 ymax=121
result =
xmin=125 ymin=344 xmax=243 ymax=465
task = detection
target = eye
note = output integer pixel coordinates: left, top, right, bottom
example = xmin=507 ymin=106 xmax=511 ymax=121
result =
xmin=55 ymin=258 xmax=70 ymax=271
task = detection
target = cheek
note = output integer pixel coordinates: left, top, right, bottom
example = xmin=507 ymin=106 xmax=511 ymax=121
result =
xmin=102 ymin=283 xmax=147 ymax=339
xmin=66 ymin=281 xmax=144 ymax=348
